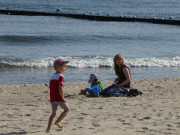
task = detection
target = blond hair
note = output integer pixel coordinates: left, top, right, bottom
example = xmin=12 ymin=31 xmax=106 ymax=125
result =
xmin=113 ymin=54 xmax=125 ymax=76
xmin=54 ymin=63 xmax=67 ymax=70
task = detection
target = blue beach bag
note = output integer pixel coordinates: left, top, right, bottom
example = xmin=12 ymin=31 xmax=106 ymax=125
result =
xmin=88 ymin=85 xmax=100 ymax=97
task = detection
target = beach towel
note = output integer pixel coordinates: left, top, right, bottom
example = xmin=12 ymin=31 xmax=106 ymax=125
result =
xmin=101 ymin=85 xmax=142 ymax=97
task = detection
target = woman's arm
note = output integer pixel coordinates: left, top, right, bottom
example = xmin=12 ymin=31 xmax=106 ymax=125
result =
xmin=112 ymin=77 xmax=119 ymax=85
xmin=119 ymin=67 xmax=131 ymax=87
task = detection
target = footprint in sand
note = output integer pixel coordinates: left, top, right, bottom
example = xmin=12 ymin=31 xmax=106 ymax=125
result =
xmin=132 ymin=113 xmax=137 ymax=118
xmin=89 ymin=128 xmax=95 ymax=130
xmin=0 ymin=89 xmax=3 ymax=93
xmin=122 ymin=122 xmax=132 ymax=125
xmin=157 ymin=113 xmax=162 ymax=117
xmin=81 ymin=113 xmax=89 ymax=115
xmin=92 ymin=123 xmax=101 ymax=127
xmin=77 ymin=117 xmax=84 ymax=119
xmin=98 ymin=106 xmax=103 ymax=109
xmin=143 ymin=116 xmax=151 ymax=120
xmin=153 ymin=123 xmax=157 ymax=126
xmin=136 ymin=130 xmax=146 ymax=133
xmin=167 ymin=124 xmax=173 ymax=127
xmin=62 ymin=122 xmax=69 ymax=125
xmin=152 ymin=109 xmax=156 ymax=112
xmin=43 ymin=91 xmax=48 ymax=93
xmin=117 ymin=118 xmax=126 ymax=122
xmin=78 ymin=126 xmax=85 ymax=129
xmin=56 ymin=128 xmax=63 ymax=131
xmin=24 ymin=114 xmax=31 ymax=116
xmin=93 ymin=115 xmax=98 ymax=118
xmin=142 ymin=127 xmax=149 ymax=130
xmin=155 ymin=86 xmax=162 ymax=88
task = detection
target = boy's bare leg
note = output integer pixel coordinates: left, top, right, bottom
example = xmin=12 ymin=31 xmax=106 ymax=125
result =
xmin=54 ymin=107 xmax=70 ymax=128
xmin=46 ymin=110 xmax=57 ymax=131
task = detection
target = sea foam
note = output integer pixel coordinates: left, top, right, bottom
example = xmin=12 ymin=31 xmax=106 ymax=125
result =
xmin=0 ymin=56 xmax=180 ymax=68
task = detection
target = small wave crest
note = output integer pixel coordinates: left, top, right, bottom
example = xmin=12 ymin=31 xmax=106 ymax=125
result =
xmin=126 ymin=56 xmax=180 ymax=67
xmin=0 ymin=56 xmax=180 ymax=68
xmin=0 ymin=35 xmax=57 ymax=43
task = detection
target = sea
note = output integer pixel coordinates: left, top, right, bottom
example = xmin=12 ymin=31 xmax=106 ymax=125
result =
xmin=0 ymin=0 xmax=180 ymax=84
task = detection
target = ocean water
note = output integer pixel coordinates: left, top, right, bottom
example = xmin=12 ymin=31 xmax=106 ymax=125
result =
xmin=0 ymin=0 xmax=180 ymax=84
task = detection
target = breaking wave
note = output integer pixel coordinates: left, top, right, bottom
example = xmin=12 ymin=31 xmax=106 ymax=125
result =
xmin=0 ymin=56 xmax=180 ymax=68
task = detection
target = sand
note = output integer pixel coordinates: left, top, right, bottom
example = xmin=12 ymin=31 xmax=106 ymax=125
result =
xmin=0 ymin=77 xmax=180 ymax=135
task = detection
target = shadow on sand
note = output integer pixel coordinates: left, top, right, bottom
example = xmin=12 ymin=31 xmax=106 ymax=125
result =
xmin=0 ymin=131 xmax=27 ymax=135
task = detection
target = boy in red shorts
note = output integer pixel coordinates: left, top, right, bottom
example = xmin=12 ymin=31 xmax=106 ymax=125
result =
xmin=46 ymin=59 xmax=70 ymax=132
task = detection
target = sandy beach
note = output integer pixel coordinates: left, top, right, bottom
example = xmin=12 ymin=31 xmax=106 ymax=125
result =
xmin=0 ymin=77 xmax=180 ymax=135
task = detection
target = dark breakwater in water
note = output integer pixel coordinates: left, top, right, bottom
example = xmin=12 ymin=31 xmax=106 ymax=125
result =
xmin=0 ymin=9 xmax=180 ymax=25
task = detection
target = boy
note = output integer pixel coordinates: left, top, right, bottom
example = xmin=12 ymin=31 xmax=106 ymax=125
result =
xmin=46 ymin=59 xmax=70 ymax=132
xmin=84 ymin=73 xmax=103 ymax=96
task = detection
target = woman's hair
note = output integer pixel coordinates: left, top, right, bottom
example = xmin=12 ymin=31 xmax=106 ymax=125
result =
xmin=113 ymin=54 xmax=125 ymax=76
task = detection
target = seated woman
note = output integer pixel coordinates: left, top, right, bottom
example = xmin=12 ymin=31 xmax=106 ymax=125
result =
xmin=112 ymin=54 xmax=131 ymax=88
xmin=102 ymin=54 xmax=141 ymax=97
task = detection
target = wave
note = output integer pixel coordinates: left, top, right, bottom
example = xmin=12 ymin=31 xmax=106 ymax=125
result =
xmin=0 ymin=35 xmax=56 ymax=43
xmin=0 ymin=56 xmax=180 ymax=68
xmin=0 ymin=35 xmax=106 ymax=44
xmin=0 ymin=34 xmax=159 ymax=44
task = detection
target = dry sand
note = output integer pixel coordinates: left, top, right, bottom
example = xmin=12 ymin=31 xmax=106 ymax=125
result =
xmin=0 ymin=77 xmax=180 ymax=135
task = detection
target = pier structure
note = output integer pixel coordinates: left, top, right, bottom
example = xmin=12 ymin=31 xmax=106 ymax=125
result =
xmin=0 ymin=9 xmax=179 ymax=25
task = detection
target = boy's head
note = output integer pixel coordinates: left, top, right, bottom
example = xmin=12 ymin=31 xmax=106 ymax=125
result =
xmin=53 ymin=59 xmax=69 ymax=73
xmin=88 ymin=73 xmax=99 ymax=84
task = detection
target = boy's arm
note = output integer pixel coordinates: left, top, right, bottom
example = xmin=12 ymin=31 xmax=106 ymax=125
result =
xmin=59 ymin=84 xmax=66 ymax=103
xmin=99 ymin=81 xmax=103 ymax=92
xmin=99 ymin=81 xmax=103 ymax=89
xmin=98 ymin=86 xmax=102 ymax=92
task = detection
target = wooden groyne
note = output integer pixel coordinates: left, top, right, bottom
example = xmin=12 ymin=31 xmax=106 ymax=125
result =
xmin=0 ymin=9 xmax=180 ymax=25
